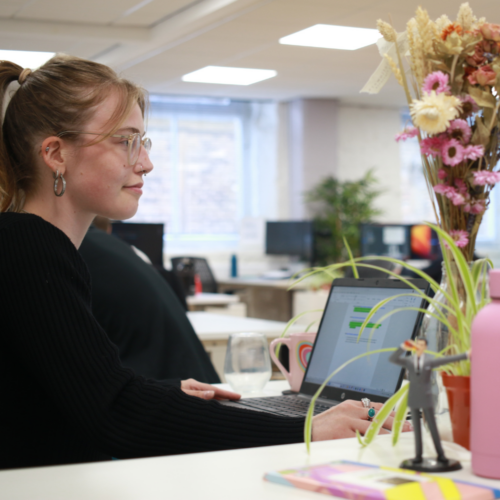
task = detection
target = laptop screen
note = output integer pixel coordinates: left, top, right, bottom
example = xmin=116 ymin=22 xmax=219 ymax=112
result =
xmin=302 ymin=280 xmax=427 ymax=401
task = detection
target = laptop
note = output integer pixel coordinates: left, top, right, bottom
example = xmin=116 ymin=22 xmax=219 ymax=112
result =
xmin=221 ymin=277 xmax=429 ymax=417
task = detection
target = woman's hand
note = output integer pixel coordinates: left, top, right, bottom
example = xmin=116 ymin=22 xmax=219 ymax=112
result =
xmin=180 ymin=378 xmax=241 ymax=401
xmin=311 ymin=399 xmax=412 ymax=441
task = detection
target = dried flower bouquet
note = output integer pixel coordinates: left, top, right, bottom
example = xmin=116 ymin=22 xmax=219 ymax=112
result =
xmin=366 ymin=3 xmax=500 ymax=260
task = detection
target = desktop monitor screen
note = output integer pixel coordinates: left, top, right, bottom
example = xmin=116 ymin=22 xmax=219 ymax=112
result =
xmin=111 ymin=222 xmax=164 ymax=267
xmin=410 ymin=224 xmax=440 ymax=260
xmin=360 ymin=223 xmax=411 ymax=260
xmin=265 ymin=221 xmax=314 ymax=262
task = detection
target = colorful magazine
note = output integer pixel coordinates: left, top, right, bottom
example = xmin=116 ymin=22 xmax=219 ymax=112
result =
xmin=264 ymin=460 xmax=500 ymax=499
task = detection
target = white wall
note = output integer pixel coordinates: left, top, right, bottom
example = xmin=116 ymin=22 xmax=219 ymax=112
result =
xmin=336 ymin=104 xmax=402 ymax=223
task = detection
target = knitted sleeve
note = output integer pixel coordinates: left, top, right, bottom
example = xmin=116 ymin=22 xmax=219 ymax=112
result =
xmin=1 ymin=215 xmax=304 ymax=459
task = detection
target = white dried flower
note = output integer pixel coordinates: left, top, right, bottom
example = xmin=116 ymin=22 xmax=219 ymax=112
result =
xmin=410 ymin=91 xmax=461 ymax=134
xmin=456 ymin=3 xmax=476 ymax=31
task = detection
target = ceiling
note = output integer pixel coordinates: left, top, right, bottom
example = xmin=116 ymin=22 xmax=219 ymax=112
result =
xmin=0 ymin=0 xmax=498 ymax=106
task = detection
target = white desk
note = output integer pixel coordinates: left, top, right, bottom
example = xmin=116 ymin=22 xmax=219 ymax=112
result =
xmin=186 ymin=293 xmax=240 ymax=311
xmin=187 ymin=312 xmax=309 ymax=380
xmin=187 ymin=311 xmax=308 ymax=341
xmin=1 ymin=383 xmax=497 ymax=500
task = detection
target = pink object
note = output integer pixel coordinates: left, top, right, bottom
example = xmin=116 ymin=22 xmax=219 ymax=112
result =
xmin=471 ymin=268 xmax=500 ymax=479
xmin=269 ymin=332 xmax=316 ymax=392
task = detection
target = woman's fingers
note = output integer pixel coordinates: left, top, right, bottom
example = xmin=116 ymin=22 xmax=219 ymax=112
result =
xmin=183 ymin=389 xmax=215 ymax=400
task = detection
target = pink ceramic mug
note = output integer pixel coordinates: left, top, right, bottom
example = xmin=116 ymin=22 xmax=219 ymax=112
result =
xmin=269 ymin=332 xmax=316 ymax=392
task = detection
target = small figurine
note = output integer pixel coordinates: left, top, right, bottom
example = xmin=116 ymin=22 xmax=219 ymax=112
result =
xmin=389 ymin=337 xmax=470 ymax=472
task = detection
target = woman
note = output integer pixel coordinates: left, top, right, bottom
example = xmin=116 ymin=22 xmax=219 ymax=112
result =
xmin=0 ymin=55 xmax=406 ymax=469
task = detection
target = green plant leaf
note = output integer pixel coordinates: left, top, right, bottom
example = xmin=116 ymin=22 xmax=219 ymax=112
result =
xmin=304 ymin=347 xmax=397 ymax=454
xmin=392 ymin=384 xmax=409 ymax=446
xmin=356 ymin=384 xmax=409 ymax=447
xmin=344 ymin=236 xmax=359 ymax=278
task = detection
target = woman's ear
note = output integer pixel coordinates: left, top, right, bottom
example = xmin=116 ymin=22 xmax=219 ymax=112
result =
xmin=40 ymin=137 xmax=67 ymax=177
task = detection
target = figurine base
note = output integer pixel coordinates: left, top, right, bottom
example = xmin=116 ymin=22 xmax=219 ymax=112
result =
xmin=400 ymin=457 xmax=462 ymax=473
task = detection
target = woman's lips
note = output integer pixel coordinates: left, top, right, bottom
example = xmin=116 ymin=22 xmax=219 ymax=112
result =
xmin=124 ymin=183 xmax=143 ymax=195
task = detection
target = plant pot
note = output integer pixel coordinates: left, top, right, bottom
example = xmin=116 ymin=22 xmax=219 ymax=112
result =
xmin=441 ymin=373 xmax=470 ymax=450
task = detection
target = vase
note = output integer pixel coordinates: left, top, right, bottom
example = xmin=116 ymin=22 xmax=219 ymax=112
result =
xmin=419 ymin=262 xmax=466 ymax=416
xmin=441 ymin=373 xmax=470 ymax=450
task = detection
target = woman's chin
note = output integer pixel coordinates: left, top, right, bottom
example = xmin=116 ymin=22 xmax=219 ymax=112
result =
xmin=100 ymin=204 xmax=139 ymax=222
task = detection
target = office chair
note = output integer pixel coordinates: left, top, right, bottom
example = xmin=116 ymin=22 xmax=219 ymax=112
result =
xmin=171 ymin=257 xmax=218 ymax=294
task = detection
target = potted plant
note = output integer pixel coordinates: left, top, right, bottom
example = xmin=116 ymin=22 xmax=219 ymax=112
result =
xmin=305 ymin=170 xmax=381 ymax=265
xmin=300 ymin=3 xmax=500 ymax=452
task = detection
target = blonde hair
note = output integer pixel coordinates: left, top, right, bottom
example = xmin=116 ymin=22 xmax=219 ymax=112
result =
xmin=0 ymin=54 xmax=147 ymax=212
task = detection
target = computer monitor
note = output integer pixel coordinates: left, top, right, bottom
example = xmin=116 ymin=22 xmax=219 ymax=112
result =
xmin=360 ymin=223 xmax=411 ymax=260
xmin=265 ymin=221 xmax=314 ymax=263
xmin=360 ymin=223 xmax=440 ymax=261
xmin=111 ymin=222 xmax=165 ymax=268
xmin=409 ymin=224 xmax=440 ymax=260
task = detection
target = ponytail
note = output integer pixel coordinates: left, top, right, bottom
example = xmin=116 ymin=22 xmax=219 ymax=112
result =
xmin=0 ymin=61 xmax=24 ymax=211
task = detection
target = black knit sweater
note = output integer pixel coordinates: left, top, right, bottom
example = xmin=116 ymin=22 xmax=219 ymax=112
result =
xmin=0 ymin=213 xmax=304 ymax=469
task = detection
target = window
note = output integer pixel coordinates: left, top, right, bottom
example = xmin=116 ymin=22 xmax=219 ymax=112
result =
xmin=130 ymin=97 xmax=275 ymax=253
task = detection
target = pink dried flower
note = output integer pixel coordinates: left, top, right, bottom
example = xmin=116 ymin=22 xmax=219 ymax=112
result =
xmin=438 ymin=168 xmax=447 ymax=180
xmin=468 ymin=65 xmax=497 ymax=86
xmin=449 ymin=191 xmax=466 ymax=206
xmin=463 ymin=145 xmax=484 ymax=161
xmin=395 ymin=127 xmax=419 ymax=142
xmin=441 ymin=138 xmax=465 ymax=166
xmin=480 ymin=23 xmax=500 ymax=42
xmin=433 ymin=183 xmax=454 ymax=196
xmin=422 ymin=71 xmax=451 ymax=94
xmin=454 ymin=178 xmax=468 ymax=195
xmin=470 ymin=200 xmax=486 ymax=214
xmin=446 ymin=230 xmax=469 ymax=248
xmin=447 ymin=119 xmax=472 ymax=144
xmin=421 ymin=136 xmax=445 ymax=157
xmin=459 ymin=95 xmax=479 ymax=118
xmin=433 ymin=184 xmax=465 ymax=205
xmin=472 ymin=170 xmax=500 ymax=185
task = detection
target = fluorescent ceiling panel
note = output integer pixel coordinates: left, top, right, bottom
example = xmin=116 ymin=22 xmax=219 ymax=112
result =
xmin=182 ymin=66 xmax=277 ymax=86
xmin=280 ymin=24 xmax=381 ymax=51
xmin=0 ymin=50 xmax=55 ymax=69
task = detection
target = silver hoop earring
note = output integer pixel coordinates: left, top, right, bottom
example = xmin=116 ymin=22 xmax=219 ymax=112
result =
xmin=53 ymin=170 xmax=66 ymax=197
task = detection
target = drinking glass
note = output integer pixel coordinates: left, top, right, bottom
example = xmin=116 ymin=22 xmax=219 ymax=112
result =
xmin=224 ymin=332 xmax=272 ymax=393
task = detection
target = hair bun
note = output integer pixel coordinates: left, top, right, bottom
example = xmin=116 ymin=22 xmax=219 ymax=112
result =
xmin=18 ymin=68 xmax=32 ymax=85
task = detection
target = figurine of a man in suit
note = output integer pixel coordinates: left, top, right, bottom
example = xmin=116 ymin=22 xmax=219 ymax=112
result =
xmin=389 ymin=337 xmax=470 ymax=472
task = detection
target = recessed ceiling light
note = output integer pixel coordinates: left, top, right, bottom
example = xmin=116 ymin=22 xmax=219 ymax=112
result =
xmin=279 ymin=24 xmax=381 ymax=51
xmin=182 ymin=66 xmax=277 ymax=86
xmin=0 ymin=49 xmax=55 ymax=69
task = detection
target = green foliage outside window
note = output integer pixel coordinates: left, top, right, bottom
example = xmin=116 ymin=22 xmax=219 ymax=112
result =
xmin=305 ymin=170 xmax=382 ymax=264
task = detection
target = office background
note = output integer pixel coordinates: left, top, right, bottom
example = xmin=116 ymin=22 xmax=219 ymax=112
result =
xmin=3 ymin=0 xmax=499 ymax=276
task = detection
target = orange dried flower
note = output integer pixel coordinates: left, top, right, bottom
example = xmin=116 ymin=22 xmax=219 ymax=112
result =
xmin=441 ymin=23 xmax=463 ymax=40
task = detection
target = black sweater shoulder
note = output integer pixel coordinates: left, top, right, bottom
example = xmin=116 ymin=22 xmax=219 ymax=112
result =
xmin=0 ymin=213 xmax=303 ymax=469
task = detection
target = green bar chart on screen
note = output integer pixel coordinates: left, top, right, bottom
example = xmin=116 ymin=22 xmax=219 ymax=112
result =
xmin=349 ymin=321 xmax=381 ymax=329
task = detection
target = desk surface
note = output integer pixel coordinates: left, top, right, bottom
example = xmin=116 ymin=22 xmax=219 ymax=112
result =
xmin=1 ymin=378 xmax=497 ymax=500
xmin=187 ymin=312 xmax=309 ymax=341
xmin=186 ymin=293 xmax=240 ymax=306
xmin=218 ymin=277 xmax=308 ymax=290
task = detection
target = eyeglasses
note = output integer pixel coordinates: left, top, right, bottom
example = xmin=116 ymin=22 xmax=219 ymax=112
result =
xmin=56 ymin=131 xmax=152 ymax=166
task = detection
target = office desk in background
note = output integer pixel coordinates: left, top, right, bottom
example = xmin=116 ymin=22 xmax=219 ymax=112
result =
xmin=217 ymin=277 xmax=309 ymax=322
xmin=1 ymin=382 xmax=496 ymax=500
xmin=187 ymin=312 xmax=311 ymax=380
xmin=186 ymin=292 xmax=240 ymax=312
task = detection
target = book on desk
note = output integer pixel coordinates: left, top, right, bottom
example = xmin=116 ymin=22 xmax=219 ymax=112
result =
xmin=264 ymin=460 xmax=500 ymax=499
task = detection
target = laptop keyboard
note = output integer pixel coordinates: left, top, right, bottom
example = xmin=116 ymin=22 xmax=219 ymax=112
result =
xmin=222 ymin=395 xmax=338 ymax=417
